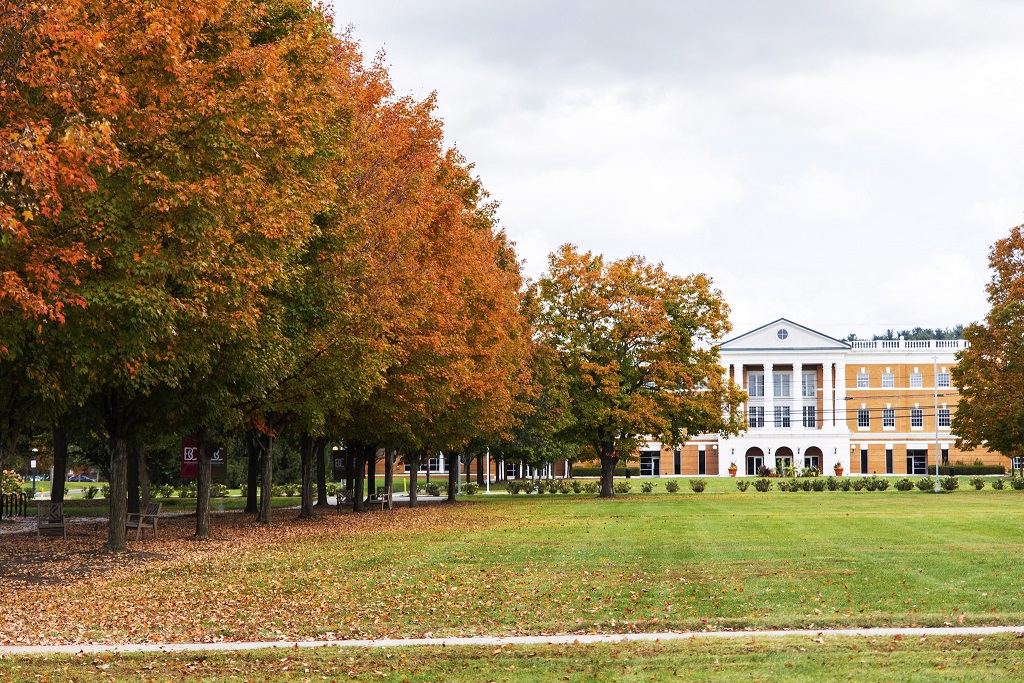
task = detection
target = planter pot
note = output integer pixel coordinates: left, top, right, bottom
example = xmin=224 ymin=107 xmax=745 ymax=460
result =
xmin=834 ymin=468 xmax=844 ymax=477
xmin=728 ymin=468 xmax=738 ymax=478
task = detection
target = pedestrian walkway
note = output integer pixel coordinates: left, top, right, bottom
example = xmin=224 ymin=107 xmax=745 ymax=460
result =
xmin=3 ymin=625 xmax=1023 ymax=656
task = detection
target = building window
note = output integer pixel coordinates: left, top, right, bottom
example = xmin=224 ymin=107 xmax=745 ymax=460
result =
xmin=777 ymin=328 xmax=789 ymax=340
xmin=910 ymin=372 xmax=923 ymax=388
xmin=911 ymin=408 xmax=923 ymax=428
xmin=937 ymin=372 xmax=951 ymax=388
xmin=883 ymin=408 xmax=895 ymax=428
xmin=774 ymin=406 xmax=790 ymax=428
xmin=885 ymin=448 xmax=893 ymax=474
xmin=1011 ymin=456 xmax=1024 ymax=471
xmin=697 ymin=449 xmax=706 ymax=475
xmin=748 ymin=373 xmax=765 ymax=397
xmin=773 ymin=372 xmax=790 ymax=397
xmin=747 ymin=406 xmax=764 ymax=428
xmin=857 ymin=409 xmax=870 ymax=428
xmin=882 ymin=372 xmax=894 ymax=388
xmin=801 ymin=372 xmax=816 ymax=397
xmin=802 ymin=406 xmax=817 ymax=428
xmin=857 ymin=372 xmax=869 ymax=388
xmin=860 ymin=448 xmax=869 ymax=473
xmin=938 ymin=408 xmax=951 ymax=427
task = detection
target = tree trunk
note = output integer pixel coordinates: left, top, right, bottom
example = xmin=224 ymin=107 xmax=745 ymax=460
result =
xmin=315 ymin=438 xmax=329 ymax=509
xmin=366 ymin=448 xmax=376 ymax=503
xmin=383 ymin=448 xmax=394 ymax=510
xmin=343 ymin=448 xmax=352 ymax=494
xmin=244 ymin=430 xmax=259 ymax=514
xmin=599 ymin=444 xmax=618 ymax=498
xmin=195 ymin=427 xmax=213 ymax=539
xmin=51 ymin=424 xmax=68 ymax=505
xmin=446 ymin=453 xmax=458 ymax=503
xmin=299 ymin=432 xmax=315 ymax=519
xmin=476 ymin=452 xmax=484 ymax=486
xmin=257 ymin=433 xmax=274 ymax=524
xmin=103 ymin=391 xmax=130 ymax=552
xmin=127 ymin=442 xmax=140 ymax=515
xmin=352 ymin=444 xmax=366 ymax=513
xmin=406 ymin=449 xmax=421 ymax=508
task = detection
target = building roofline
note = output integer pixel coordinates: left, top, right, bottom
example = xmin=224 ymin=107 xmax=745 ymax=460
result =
xmin=720 ymin=318 xmax=850 ymax=349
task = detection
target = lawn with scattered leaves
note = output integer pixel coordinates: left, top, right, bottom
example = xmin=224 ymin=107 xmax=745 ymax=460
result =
xmin=2 ymin=489 xmax=1024 ymax=645
xmin=2 ymin=635 xmax=1024 ymax=681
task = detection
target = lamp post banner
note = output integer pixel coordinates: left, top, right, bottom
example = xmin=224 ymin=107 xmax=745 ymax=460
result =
xmin=332 ymin=451 xmax=347 ymax=480
xmin=181 ymin=436 xmax=228 ymax=480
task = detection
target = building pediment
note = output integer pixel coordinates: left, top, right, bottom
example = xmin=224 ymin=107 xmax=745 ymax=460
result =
xmin=720 ymin=318 xmax=849 ymax=352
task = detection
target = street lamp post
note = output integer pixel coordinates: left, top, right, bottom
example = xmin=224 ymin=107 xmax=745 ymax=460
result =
xmin=933 ymin=356 xmax=940 ymax=493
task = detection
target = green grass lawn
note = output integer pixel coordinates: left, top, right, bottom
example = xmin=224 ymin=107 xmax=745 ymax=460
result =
xmin=3 ymin=486 xmax=1024 ymax=646
xmin=3 ymin=635 xmax=1024 ymax=681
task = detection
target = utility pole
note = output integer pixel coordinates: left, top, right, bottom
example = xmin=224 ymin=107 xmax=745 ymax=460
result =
xmin=933 ymin=356 xmax=940 ymax=493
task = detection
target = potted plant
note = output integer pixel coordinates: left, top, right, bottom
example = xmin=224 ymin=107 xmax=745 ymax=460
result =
xmin=834 ymin=461 xmax=844 ymax=476
xmin=728 ymin=462 xmax=738 ymax=477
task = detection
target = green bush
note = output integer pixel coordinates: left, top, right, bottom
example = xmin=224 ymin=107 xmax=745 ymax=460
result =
xmin=613 ymin=481 xmax=632 ymax=494
xmin=864 ymin=477 xmax=879 ymax=491
xmin=753 ymin=478 xmax=772 ymax=492
xmin=572 ymin=466 xmax=640 ymax=478
xmin=1010 ymin=477 xmax=1024 ymax=491
xmin=640 ymin=480 xmax=658 ymax=493
xmin=940 ymin=476 xmax=960 ymax=491
xmin=689 ymin=478 xmax=706 ymax=493
xmin=325 ymin=482 xmax=341 ymax=497
xmin=810 ymin=477 xmax=826 ymax=491
xmin=571 ymin=479 xmax=583 ymax=494
xmin=875 ymin=477 xmax=890 ymax=491
xmin=211 ymin=483 xmax=230 ymax=498
xmin=536 ymin=480 xmax=549 ymax=494
xmin=915 ymin=476 xmax=934 ymax=491
xmin=583 ymin=481 xmax=599 ymax=494
xmin=283 ymin=483 xmax=300 ymax=497
xmin=851 ymin=478 xmax=866 ymax=491
xmin=463 ymin=482 xmax=479 ymax=495
xmin=839 ymin=478 xmax=852 ymax=491
xmin=664 ymin=480 xmax=680 ymax=493
xmin=992 ymin=478 xmax=1005 ymax=490
xmin=825 ymin=476 xmax=839 ymax=491
xmin=2 ymin=470 xmax=23 ymax=495
xmin=84 ymin=486 xmax=98 ymax=500
xmin=968 ymin=477 xmax=986 ymax=491
xmin=895 ymin=477 xmax=914 ymax=491
xmin=735 ymin=480 xmax=749 ymax=492
xmin=178 ymin=482 xmax=198 ymax=498
xmin=100 ymin=484 xmax=110 ymax=498
xmin=423 ymin=482 xmax=444 ymax=497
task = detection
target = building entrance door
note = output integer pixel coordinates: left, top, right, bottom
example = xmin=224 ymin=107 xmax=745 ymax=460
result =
xmin=640 ymin=451 xmax=660 ymax=476
xmin=907 ymin=449 xmax=928 ymax=475
xmin=745 ymin=447 xmax=764 ymax=476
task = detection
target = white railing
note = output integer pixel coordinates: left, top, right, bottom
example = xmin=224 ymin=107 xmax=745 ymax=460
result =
xmin=848 ymin=339 xmax=969 ymax=351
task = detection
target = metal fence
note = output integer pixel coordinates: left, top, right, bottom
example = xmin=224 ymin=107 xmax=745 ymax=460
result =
xmin=1 ymin=491 xmax=28 ymax=519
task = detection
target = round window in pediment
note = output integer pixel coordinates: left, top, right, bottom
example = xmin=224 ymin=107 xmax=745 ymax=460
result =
xmin=776 ymin=328 xmax=789 ymax=341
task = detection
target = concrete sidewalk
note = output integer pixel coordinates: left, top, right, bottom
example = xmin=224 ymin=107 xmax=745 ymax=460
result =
xmin=3 ymin=625 xmax=1023 ymax=656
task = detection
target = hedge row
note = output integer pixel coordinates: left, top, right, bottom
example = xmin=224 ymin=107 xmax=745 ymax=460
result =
xmin=571 ymin=466 xmax=640 ymax=477
xmin=937 ymin=465 xmax=1005 ymax=476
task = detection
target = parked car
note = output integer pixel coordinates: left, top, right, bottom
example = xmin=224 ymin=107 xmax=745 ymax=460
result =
xmin=68 ymin=474 xmax=96 ymax=482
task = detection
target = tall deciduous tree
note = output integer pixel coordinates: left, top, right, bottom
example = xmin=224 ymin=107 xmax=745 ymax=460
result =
xmin=537 ymin=245 xmax=745 ymax=497
xmin=952 ymin=225 xmax=1024 ymax=460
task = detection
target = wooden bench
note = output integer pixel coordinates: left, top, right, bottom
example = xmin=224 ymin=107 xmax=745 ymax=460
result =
xmin=375 ymin=486 xmax=392 ymax=511
xmin=36 ymin=502 xmax=65 ymax=539
xmin=126 ymin=502 xmax=161 ymax=540
xmin=336 ymin=489 xmax=354 ymax=511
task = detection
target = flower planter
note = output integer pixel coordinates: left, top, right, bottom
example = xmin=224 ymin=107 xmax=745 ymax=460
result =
xmin=834 ymin=468 xmax=844 ymax=477
xmin=728 ymin=467 xmax=738 ymax=478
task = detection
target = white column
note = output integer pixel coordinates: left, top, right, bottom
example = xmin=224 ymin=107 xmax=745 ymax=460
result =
xmin=792 ymin=361 xmax=803 ymax=432
xmin=835 ymin=362 xmax=847 ymax=429
xmin=823 ymin=362 xmax=833 ymax=428
xmin=764 ymin=362 xmax=775 ymax=431
xmin=734 ymin=363 xmax=745 ymax=422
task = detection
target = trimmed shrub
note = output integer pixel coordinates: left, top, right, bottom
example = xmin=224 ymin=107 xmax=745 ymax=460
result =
xmin=583 ymin=481 xmax=599 ymax=494
xmin=851 ymin=478 xmax=866 ymax=491
xmin=968 ymin=477 xmax=985 ymax=491
xmin=810 ymin=477 xmax=826 ymax=492
xmin=463 ymin=482 xmax=479 ymax=495
xmin=736 ymin=480 xmax=749 ymax=492
xmin=211 ymin=483 xmax=230 ymax=498
xmin=178 ymin=482 xmax=198 ymax=498
xmin=557 ymin=480 xmax=571 ymax=494
xmin=864 ymin=477 xmax=879 ymax=491
xmin=325 ymin=482 xmax=341 ymax=497
xmin=2 ymin=470 xmax=23 ymax=495
xmin=875 ymin=477 xmax=890 ymax=491
xmin=664 ymin=480 xmax=680 ymax=493
xmin=753 ymin=478 xmax=772 ymax=492
xmin=84 ymin=486 xmax=98 ymax=500
xmin=915 ymin=476 xmax=934 ymax=491
xmin=1010 ymin=477 xmax=1024 ymax=491
xmin=536 ymin=480 xmax=548 ymax=494
xmin=571 ymin=479 xmax=583 ymax=494
xmin=825 ymin=476 xmax=840 ymax=491
xmin=992 ymin=478 xmax=1005 ymax=490
xmin=895 ymin=478 xmax=914 ymax=491
xmin=572 ymin=466 xmax=640 ymax=478
xmin=940 ymin=476 xmax=959 ymax=491
xmin=614 ymin=481 xmax=632 ymax=494
xmin=640 ymin=480 xmax=658 ymax=493
xmin=423 ymin=482 xmax=444 ymax=497
xmin=689 ymin=478 xmax=706 ymax=493
xmin=839 ymin=478 xmax=852 ymax=491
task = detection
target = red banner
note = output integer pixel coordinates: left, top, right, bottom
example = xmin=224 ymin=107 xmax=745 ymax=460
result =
xmin=181 ymin=436 xmax=227 ymax=480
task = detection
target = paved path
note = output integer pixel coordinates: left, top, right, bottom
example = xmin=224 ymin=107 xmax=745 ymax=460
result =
xmin=3 ymin=626 xmax=1023 ymax=656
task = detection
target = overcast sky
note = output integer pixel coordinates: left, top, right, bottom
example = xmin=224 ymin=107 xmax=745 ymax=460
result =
xmin=335 ymin=1 xmax=1024 ymax=338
